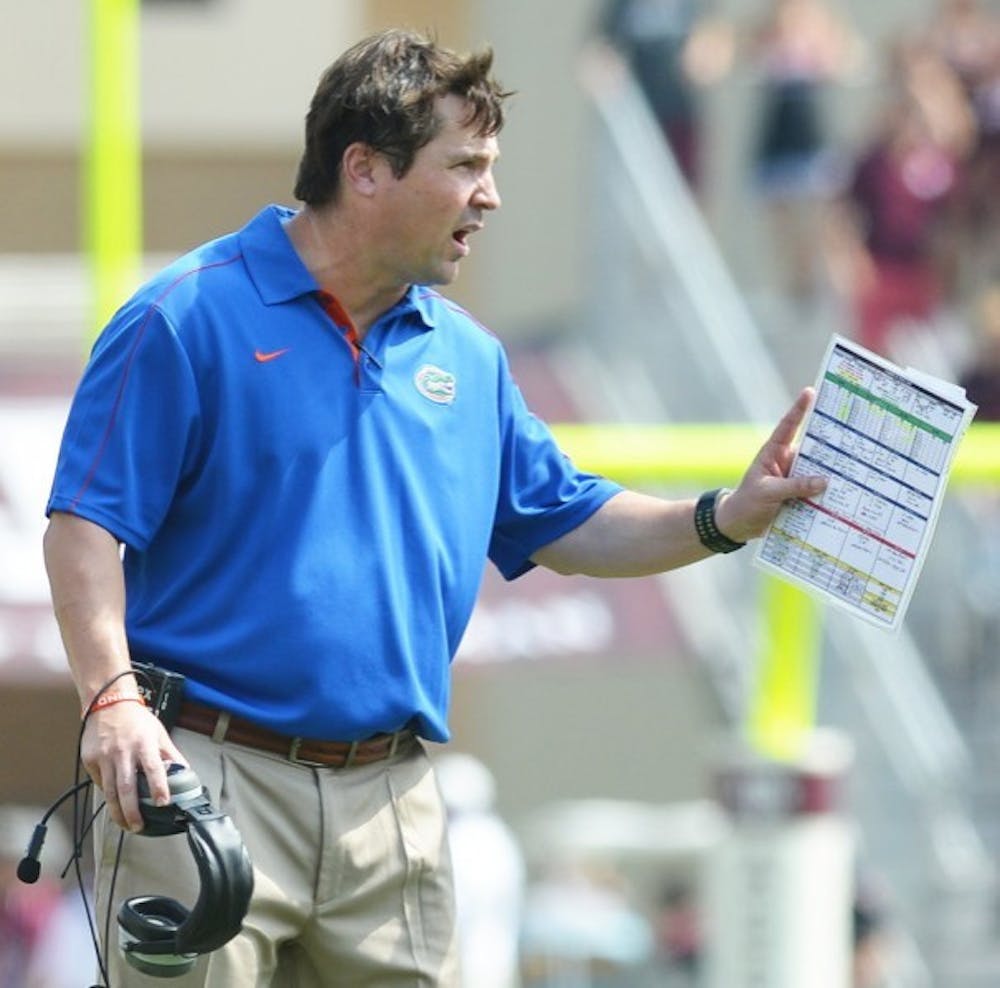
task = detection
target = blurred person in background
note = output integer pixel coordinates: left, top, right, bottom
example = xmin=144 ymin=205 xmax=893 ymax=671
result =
xmin=748 ymin=0 xmax=861 ymax=303
xmin=42 ymin=26 xmax=828 ymax=987
xmin=597 ymin=0 xmax=734 ymax=190
xmin=962 ymin=56 xmax=1000 ymax=288
xmin=851 ymin=878 xmax=894 ymax=988
xmin=959 ymin=281 xmax=1000 ymax=420
xmin=24 ymin=879 xmax=96 ymax=988
xmin=920 ymin=0 xmax=1000 ymax=293
xmin=825 ymin=39 xmax=975 ymax=358
xmin=651 ymin=878 xmax=701 ymax=985
xmin=520 ymin=858 xmax=653 ymax=985
xmin=891 ymin=31 xmax=981 ymax=297
xmin=921 ymin=0 xmax=1000 ymax=105
xmin=0 ymin=806 xmax=66 ymax=988
xmin=435 ymin=753 xmax=524 ymax=988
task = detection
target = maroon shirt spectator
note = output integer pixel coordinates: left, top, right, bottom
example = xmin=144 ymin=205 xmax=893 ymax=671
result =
xmin=842 ymin=101 xmax=962 ymax=355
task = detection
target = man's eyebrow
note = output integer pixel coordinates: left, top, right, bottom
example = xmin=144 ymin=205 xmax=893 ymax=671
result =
xmin=456 ymin=146 xmax=500 ymax=164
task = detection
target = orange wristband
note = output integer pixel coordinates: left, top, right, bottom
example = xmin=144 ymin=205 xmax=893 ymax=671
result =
xmin=85 ymin=691 xmax=146 ymax=719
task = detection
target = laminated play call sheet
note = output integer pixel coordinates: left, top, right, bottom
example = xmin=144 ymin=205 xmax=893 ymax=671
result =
xmin=755 ymin=335 xmax=977 ymax=631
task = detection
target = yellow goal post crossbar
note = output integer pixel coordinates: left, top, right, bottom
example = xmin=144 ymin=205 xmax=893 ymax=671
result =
xmin=552 ymin=422 xmax=1000 ymax=760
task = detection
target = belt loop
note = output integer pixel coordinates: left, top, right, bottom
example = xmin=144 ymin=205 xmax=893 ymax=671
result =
xmin=344 ymin=740 xmax=360 ymax=769
xmin=388 ymin=731 xmax=401 ymax=758
xmin=211 ymin=711 xmax=231 ymax=744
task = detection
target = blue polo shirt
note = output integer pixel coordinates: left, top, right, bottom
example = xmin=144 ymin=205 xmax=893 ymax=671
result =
xmin=47 ymin=205 xmax=622 ymax=742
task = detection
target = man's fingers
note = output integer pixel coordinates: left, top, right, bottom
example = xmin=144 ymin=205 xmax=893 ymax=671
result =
xmin=101 ymin=783 xmax=129 ymax=831
xmin=799 ymin=474 xmax=829 ymax=499
xmin=141 ymin=753 xmax=174 ymax=809
xmin=766 ymin=387 xmax=814 ymax=451
xmin=113 ymin=762 xmax=146 ymax=832
xmin=95 ymin=756 xmax=150 ymax=833
xmin=159 ymin=732 xmax=188 ymax=770
xmin=764 ymin=469 xmax=828 ymax=504
xmin=81 ymin=705 xmax=180 ymax=829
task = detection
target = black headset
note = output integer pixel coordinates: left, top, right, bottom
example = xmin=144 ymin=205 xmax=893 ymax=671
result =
xmin=19 ymin=761 xmax=254 ymax=983
xmin=115 ymin=762 xmax=255 ymax=978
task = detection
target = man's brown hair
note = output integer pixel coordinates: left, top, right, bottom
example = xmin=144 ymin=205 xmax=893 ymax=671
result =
xmin=294 ymin=29 xmax=511 ymax=208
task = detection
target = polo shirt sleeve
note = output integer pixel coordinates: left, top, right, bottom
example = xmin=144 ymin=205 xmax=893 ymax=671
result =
xmin=488 ymin=359 xmax=622 ymax=581
xmin=46 ymin=302 xmax=201 ymax=549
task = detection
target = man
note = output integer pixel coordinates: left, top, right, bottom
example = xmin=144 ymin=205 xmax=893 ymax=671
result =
xmin=43 ymin=28 xmax=826 ymax=986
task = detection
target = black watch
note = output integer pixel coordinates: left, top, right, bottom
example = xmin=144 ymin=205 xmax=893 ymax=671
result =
xmin=694 ymin=488 xmax=746 ymax=554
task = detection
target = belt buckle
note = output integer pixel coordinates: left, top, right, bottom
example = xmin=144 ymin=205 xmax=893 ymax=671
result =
xmin=287 ymin=737 xmax=327 ymax=768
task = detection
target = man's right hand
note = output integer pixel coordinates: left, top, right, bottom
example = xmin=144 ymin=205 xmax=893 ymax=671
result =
xmin=81 ymin=700 xmax=187 ymax=833
xmin=43 ymin=512 xmax=188 ymax=832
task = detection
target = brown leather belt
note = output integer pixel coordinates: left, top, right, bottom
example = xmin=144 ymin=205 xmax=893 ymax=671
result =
xmin=176 ymin=699 xmax=415 ymax=768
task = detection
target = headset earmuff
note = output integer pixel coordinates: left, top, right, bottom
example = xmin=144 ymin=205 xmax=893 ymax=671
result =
xmin=117 ymin=764 xmax=254 ymax=978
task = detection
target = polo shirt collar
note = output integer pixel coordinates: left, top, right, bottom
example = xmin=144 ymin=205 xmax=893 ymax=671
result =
xmin=400 ymin=286 xmax=438 ymax=330
xmin=240 ymin=204 xmax=318 ymax=305
xmin=239 ymin=205 xmax=439 ymax=332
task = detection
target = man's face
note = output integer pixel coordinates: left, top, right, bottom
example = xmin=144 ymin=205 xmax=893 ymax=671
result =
xmin=373 ymin=94 xmax=501 ymax=287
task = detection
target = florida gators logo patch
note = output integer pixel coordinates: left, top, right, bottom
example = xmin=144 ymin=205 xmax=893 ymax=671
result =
xmin=414 ymin=364 xmax=456 ymax=405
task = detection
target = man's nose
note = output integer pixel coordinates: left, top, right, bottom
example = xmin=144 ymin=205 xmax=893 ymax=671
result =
xmin=474 ymin=170 xmax=501 ymax=211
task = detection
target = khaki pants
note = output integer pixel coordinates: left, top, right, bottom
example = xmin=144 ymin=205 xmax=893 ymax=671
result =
xmin=93 ymin=727 xmax=459 ymax=986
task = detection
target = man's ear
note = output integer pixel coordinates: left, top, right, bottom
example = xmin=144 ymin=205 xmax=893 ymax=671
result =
xmin=341 ymin=143 xmax=381 ymax=197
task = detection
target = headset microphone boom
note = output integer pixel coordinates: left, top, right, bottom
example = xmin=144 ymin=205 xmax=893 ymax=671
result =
xmin=19 ymin=761 xmax=254 ymax=982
